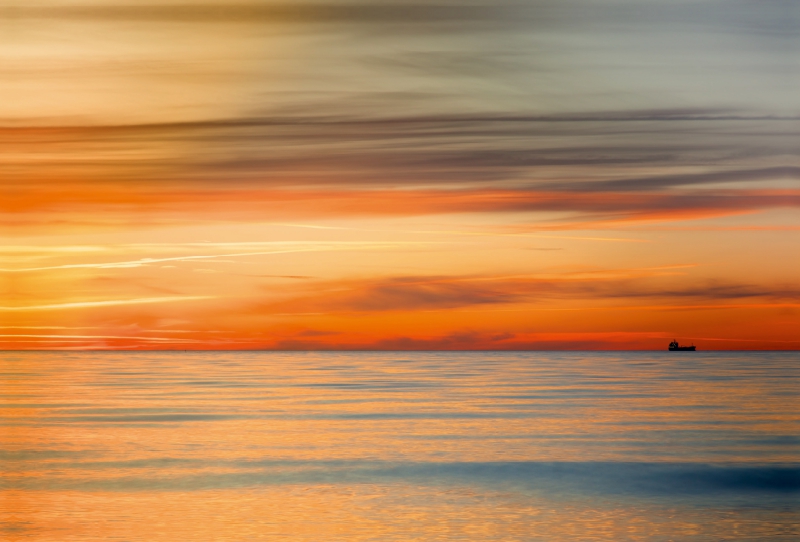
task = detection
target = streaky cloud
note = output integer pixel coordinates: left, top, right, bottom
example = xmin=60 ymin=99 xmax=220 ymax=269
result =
xmin=0 ymin=296 xmax=214 ymax=311
xmin=246 ymin=273 xmax=800 ymax=315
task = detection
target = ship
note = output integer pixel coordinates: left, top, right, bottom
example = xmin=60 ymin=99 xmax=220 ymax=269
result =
xmin=668 ymin=340 xmax=696 ymax=351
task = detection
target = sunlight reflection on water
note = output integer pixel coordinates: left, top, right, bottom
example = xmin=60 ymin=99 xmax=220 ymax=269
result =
xmin=1 ymin=351 xmax=798 ymax=540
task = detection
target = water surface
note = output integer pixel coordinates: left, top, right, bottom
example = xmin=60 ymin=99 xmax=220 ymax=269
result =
xmin=2 ymin=351 xmax=798 ymax=540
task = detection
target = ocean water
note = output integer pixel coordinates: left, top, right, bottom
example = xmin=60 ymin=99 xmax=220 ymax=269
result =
xmin=1 ymin=351 xmax=798 ymax=541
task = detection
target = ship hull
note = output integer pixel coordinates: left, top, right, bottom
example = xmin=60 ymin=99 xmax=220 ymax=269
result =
xmin=669 ymin=346 xmax=696 ymax=351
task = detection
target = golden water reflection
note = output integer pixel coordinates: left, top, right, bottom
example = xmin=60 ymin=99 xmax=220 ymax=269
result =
xmin=1 ymin=351 xmax=798 ymax=540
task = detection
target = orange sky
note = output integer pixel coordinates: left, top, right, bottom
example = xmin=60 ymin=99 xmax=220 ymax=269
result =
xmin=2 ymin=0 xmax=799 ymax=350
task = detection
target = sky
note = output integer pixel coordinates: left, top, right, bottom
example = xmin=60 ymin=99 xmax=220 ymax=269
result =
xmin=1 ymin=0 xmax=799 ymax=350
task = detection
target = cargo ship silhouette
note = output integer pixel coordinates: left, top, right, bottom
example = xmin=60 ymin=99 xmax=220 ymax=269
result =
xmin=668 ymin=340 xmax=696 ymax=351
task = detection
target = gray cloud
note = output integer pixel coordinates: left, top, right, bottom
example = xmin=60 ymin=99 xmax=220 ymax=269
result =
xmin=550 ymin=167 xmax=800 ymax=193
xmin=4 ymin=1 xmax=797 ymax=35
xmin=3 ymin=1 xmax=797 ymax=228
xmin=6 ymin=110 xmax=796 ymax=188
xmin=0 ymin=3 xmax=510 ymax=25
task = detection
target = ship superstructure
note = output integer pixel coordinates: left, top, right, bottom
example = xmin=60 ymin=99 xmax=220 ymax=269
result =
xmin=668 ymin=340 xmax=696 ymax=351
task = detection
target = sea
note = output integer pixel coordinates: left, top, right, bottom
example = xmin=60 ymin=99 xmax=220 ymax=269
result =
xmin=1 ymin=351 xmax=798 ymax=541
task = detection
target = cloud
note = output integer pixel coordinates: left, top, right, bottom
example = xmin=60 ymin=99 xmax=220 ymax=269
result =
xmin=318 ymin=276 xmax=522 ymax=312
xmin=6 ymin=104 xmax=796 ymax=232
xmin=0 ymin=296 xmax=214 ymax=311
xmin=5 ymin=177 xmax=799 ymax=231
xmin=548 ymin=167 xmax=800 ymax=193
xmin=248 ymin=273 xmax=800 ymax=315
xmin=5 ymin=0 xmax=797 ymax=40
xmin=248 ymin=275 xmax=530 ymax=315
xmin=0 ymin=333 xmax=198 ymax=342
xmin=6 ymin=109 xmax=797 ymax=233
xmin=2 ymin=3 xmax=505 ymax=25
xmin=1 ymin=242 xmax=431 ymax=272
xmin=6 ymin=109 xmax=797 ymax=187
xmin=270 ymin=330 xmax=678 ymax=350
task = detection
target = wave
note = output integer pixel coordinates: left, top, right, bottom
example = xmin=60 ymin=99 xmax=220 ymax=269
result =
xmin=3 ymin=460 xmax=798 ymax=497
